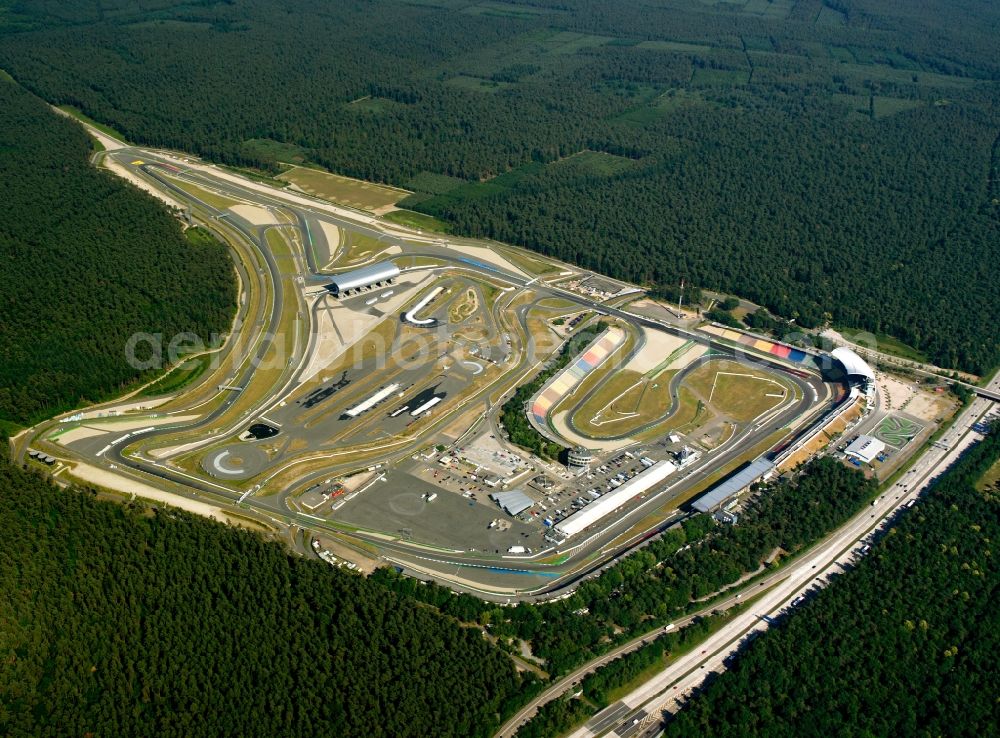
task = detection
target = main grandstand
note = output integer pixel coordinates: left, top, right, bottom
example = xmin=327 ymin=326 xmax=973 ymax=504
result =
xmin=691 ymin=458 xmax=774 ymax=513
xmin=555 ymin=460 xmax=676 ymax=538
xmin=831 ymin=347 xmax=875 ymax=391
xmin=325 ymin=261 xmax=399 ymax=296
xmin=529 ymin=327 xmax=625 ymax=431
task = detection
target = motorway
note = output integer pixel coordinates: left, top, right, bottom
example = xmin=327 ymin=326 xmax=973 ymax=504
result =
xmin=18 ymin=136 xmax=839 ymax=600
xmin=556 ymin=371 xmax=1000 ymax=738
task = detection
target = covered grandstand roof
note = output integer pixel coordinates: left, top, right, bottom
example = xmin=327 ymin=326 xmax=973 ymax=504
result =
xmin=692 ymin=458 xmax=774 ymax=513
xmin=325 ymin=261 xmax=399 ymax=294
xmin=831 ymin=346 xmax=875 ymax=383
xmin=555 ymin=460 xmax=677 ymax=538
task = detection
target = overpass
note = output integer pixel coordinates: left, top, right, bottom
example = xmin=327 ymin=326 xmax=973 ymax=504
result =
xmin=972 ymin=385 xmax=1000 ymax=402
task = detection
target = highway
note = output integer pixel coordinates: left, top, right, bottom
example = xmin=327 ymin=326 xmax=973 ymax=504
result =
xmin=558 ymin=371 xmax=999 ymax=738
xmin=14 ymin=123 xmax=998 ymax=737
xmin=39 ymin=117 xmax=997 ymax=738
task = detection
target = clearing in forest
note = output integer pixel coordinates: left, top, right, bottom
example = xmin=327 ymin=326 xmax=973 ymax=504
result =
xmin=279 ymin=166 xmax=410 ymax=213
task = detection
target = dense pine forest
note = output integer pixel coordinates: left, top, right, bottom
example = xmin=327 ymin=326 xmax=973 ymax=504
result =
xmin=662 ymin=427 xmax=1000 ymax=737
xmin=0 ymin=431 xmax=883 ymax=735
xmin=0 ymin=0 xmax=997 ymax=372
xmin=0 ymin=449 xmax=527 ymax=737
xmin=0 ymin=79 xmax=234 ymax=428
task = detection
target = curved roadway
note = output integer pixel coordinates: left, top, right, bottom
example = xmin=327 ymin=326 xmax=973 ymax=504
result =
xmin=53 ymin=146 xmax=839 ymax=601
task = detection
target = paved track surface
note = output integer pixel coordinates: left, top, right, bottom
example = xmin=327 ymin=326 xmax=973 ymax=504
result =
xmin=20 ymin=143 xmax=842 ymax=601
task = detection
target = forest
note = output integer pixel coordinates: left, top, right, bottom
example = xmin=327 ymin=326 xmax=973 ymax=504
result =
xmin=515 ymin=612 xmax=729 ymax=738
xmin=0 ymin=0 xmax=996 ymax=372
xmin=0 ymin=446 xmax=529 ymax=737
xmin=0 ymin=79 xmax=235 ymax=428
xmin=662 ymin=425 xmax=1000 ymax=737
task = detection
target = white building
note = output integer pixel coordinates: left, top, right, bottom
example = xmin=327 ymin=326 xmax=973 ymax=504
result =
xmin=325 ymin=261 xmax=399 ymax=295
xmin=845 ymin=435 xmax=886 ymax=464
xmin=555 ymin=460 xmax=677 ymax=538
xmin=832 ymin=346 xmax=876 ymax=392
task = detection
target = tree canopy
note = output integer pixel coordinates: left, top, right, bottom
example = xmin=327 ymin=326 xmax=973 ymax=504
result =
xmin=0 ymin=0 xmax=996 ymax=371
xmin=0 ymin=450 xmax=528 ymax=737
xmin=0 ymin=79 xmax=235 ymax=426
xmin=663 ymin=427 xmax=1000 ymax=737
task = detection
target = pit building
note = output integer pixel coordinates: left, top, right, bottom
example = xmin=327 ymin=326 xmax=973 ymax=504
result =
xmin=325 ymin=261 xmax=399 ymax=296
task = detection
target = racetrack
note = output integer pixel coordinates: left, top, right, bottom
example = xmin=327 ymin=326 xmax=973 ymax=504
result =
xmin=21 ymin=141 xmax=839 ymax=599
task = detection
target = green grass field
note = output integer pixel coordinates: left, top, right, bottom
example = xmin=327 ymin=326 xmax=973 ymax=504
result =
xmin=613 ymin=90 xmax=715 ymax=127
xmin=742 ymin=0 xmax=794 ymax=19
xmin=873 ymin=97 xmax=923 ymax=118
xmin=381 ymin=209 xmax=451 ymax=233
xmin=240 ymin=138 xmax=309 ymax=165
xmin=0 ymin=418 xmax=23 ymax=435
xmin=815 ymin=6 xmax=847 ymax=26
xmin=835 ymin=327 xmax=929 ymax=363
xmin=406 ymin=161 xmax=546 ymax=212
xmin=566 ymin=350 xmax=790 ymax=439
xmin=683 ymin=359 xmax=791 ymax=423
xmin=346 ymin=96 xmax=408 ymax=114
xmin=492 ymin=244 xmax=559 ymax=275
xmin=572 ymin=369 xmax=690 ymax=439
xmin=278 ymin=166 xmax=409 ymax=211
xmin=56 ymin=104 xmax=127 ymax=142
xmin=541 ymin=31 xmax=614 ymax=54
xmin=547 ymin=150 xmax=637 ymax=177
xmin=340 ymin=231 xmax=387 ymax=264
xmin=977 ymin=456 xmax=1000 ymax=492
xmin=635 ymin=39 xmax=712 ymax=54
xmin=405 ymin=171 xmax=466 ymax=195
xmin=166 ymin=176 xmax=241 ymax=210
xmin=140 ymin=354 xmax=213 ymax=397
xmin=691 ymin=67 xmax=749 ymax=86
xmin=444 ymin=76 xmax=512 ymax=93
xmin=460 ymin=1 xmax=557 ymax=19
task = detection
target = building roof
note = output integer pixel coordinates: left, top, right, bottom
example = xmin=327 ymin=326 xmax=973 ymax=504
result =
xmin=492 ymin=489 xmax=534 ymax=516
xmin=555 ymin=460 xmax=677 ymax=538
xmin=845 ymin=435 xmax=885 ymax=463
xmin=692 ymin=458 xmax=774 ymax=513
xmin=325 ymin=261 xmax=400 ymax=293
xmin=831 ymin=347 xmax=875 ymax=383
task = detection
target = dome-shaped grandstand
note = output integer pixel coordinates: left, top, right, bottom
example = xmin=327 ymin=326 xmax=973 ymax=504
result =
xmin=831 ymin=346 xmax=875 ymax=388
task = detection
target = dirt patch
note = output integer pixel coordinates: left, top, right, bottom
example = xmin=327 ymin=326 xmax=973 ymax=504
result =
xmin=49 ymin=426 xmax=107 ymax=444
xmin=71 ymin=462 xmax=240 ymax=524
xmin=103 ymin=157 xmax=184 ymax=209
xmin=317 ymin=220 xmax=342 ymax=266
xmin=901 ymin=390 xmax=953 ymax=422
xmin=228 ymin=203 xmax=279 ymax=225
xmin=628 ymin=328 xmax=687 ymax=373
xmin=298 ymin=272 xmax=428 ymax=383
xmin=664 ymin=343 xmax=707 ymax=372
xmin=877 ymin=372 xmax=917 ymax=411
xmin=448 ymin=243 xmax=527 ymax=277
